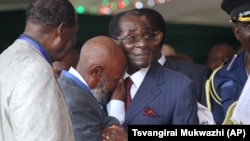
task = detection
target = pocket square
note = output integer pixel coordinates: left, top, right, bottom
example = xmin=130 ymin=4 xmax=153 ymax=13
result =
xmin=143 ymin=107 xmax=157 ymax=116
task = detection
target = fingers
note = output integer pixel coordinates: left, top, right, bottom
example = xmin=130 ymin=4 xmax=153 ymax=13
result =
xmin=102 ymin=131 xmax=108 ymax=141
xmin=102 ymin=134 xmax=110 ymax=141
xmin=111 ymin=78 xmax=126 ymax=100
xmin=102 ymin=127 xmax=113 ymax=141
xmin=107 ymin=124 xmax=121 ymax=129
xmin=102 ymin=125 xmax=128 ymax=141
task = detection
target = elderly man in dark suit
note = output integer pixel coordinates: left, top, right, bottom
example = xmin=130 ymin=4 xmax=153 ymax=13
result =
xmin=135 ymin=8 xmax=214 ymax=125
xmin=136 ymin=8 xmax=213 ymax=107
xmin=107 ymin=9 xmax=199 ymax=128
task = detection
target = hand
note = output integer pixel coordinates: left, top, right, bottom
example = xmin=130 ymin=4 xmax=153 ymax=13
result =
xmin=102 ymin=125 xmax=128 ymax=141
xmin=111 ymin=79 xmax=126 ymax=101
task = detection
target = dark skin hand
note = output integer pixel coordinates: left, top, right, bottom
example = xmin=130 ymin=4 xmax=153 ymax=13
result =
xmin=111 ymin=79 xmax=126 ymax=101
xmin=102 ymin=79 xmax=127 ymax=141
xmin=102 ymin=125 xmax=128 ymax=141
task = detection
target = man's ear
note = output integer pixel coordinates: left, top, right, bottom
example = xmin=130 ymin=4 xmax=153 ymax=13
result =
xmin=90 ymin=65 xmax=103 ymax=77
xmin=154 ymin=31 xmax=163 ymax=44
xmin=57 ymin=22 xmax=67 ymax=36
xmin=232 ymin=24 xmax=240 ymax=40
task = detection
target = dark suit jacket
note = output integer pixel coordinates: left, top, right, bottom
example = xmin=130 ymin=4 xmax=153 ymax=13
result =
xmin=58 ymin=70 xmax=120 ymax=141
xmin=164 ymin=57 xmax=212 ymax=106
xmin=123 ymin=61 xmax=199 ymax=128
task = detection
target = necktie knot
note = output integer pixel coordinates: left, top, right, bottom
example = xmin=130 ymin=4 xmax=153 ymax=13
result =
xmin=125 ymin=77 xmax=133 ymax=90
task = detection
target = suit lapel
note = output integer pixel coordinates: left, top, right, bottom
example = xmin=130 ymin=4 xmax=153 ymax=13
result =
xmin=125 ymin=61 xmax=165 ymax=123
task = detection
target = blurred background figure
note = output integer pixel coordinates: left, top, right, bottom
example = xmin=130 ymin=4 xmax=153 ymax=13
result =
xmin=207 ymin=43 xmax=236 ymax=70
xmin=167 ymin=53 xmax=194 ymax=63
xmin=52 ymin=49 xmax=79 ymax=78
xmin=161 ymin=44 xmax=193 ymax=63
xmin=161 ymin=44 xmax=176 ymax=56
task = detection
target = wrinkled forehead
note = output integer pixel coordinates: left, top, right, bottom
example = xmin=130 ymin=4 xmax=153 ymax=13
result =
xmin=119 ymin=15 xmax=152 ymax=34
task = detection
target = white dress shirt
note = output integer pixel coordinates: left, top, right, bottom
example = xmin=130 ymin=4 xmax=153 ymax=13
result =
xmin=68 ymin=67 xmax=88 ymax=87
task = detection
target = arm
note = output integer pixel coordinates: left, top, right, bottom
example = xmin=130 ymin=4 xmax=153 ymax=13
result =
xmin=10 ymin=65 xmax=74 ymax=141
xmin=107 ymin=79 xmax=126 ymax=124
xmin=173 ymin=79 xmax=199 ymax=124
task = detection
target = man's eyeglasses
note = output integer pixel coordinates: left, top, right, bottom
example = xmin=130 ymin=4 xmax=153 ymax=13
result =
xmin=116 ymin=32 xmax=155 ymax=45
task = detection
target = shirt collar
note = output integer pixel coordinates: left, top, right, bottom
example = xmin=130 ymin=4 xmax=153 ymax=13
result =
xmin=68 ymin=67 xmax=89 ymax=88
xmin=158 ymin=54 xmax=166 ymax=66
xmin=124 ymin=65 xmax=151 ymax=89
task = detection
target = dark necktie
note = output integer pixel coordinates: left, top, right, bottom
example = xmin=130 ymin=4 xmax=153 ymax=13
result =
xmin=125 ymin=77 xmax=133 ymax=110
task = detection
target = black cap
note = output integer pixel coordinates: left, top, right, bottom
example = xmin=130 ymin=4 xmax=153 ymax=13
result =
xmin=221 ymin=0 xmax=250 ymax=22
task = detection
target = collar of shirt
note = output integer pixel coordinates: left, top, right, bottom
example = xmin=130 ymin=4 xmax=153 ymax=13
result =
xmin=19 ymin=34 xmax=52 ymax=64
xmin=124 ymin=65 xmax=150 ymax=99
xmin=68 ymin=67 xmax=89 ymax=88
xmin=158 ymin=54 xmax=166 ymax=66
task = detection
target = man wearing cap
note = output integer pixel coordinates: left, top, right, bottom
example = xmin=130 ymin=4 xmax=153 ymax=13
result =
xmin=206 ymin=0 xmax=250 ymax=124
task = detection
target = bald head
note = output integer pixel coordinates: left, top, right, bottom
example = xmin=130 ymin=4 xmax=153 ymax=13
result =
xmin=81 ymin=36 xmax=124 ymax=65
xmin=76 ymin=36 xmax=127 ymax=104
xmin=161 ymin=44 xmax=176 ymax=56
xmin=77 ymin=36 xmax=127 ymax=89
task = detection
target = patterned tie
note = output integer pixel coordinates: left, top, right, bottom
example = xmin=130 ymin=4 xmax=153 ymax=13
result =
xmin=125 ymin=77 xmax=133 ymax=110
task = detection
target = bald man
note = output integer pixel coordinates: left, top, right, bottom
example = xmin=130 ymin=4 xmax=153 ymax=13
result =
xmin=57 ymin=36 xmax=128 ymax=141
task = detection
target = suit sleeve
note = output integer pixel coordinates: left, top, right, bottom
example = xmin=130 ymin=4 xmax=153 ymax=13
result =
xmin=59 ymin=77 xmax=120 ymax=141
xmin=10 ymin=63 xmax=74 ymax=141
